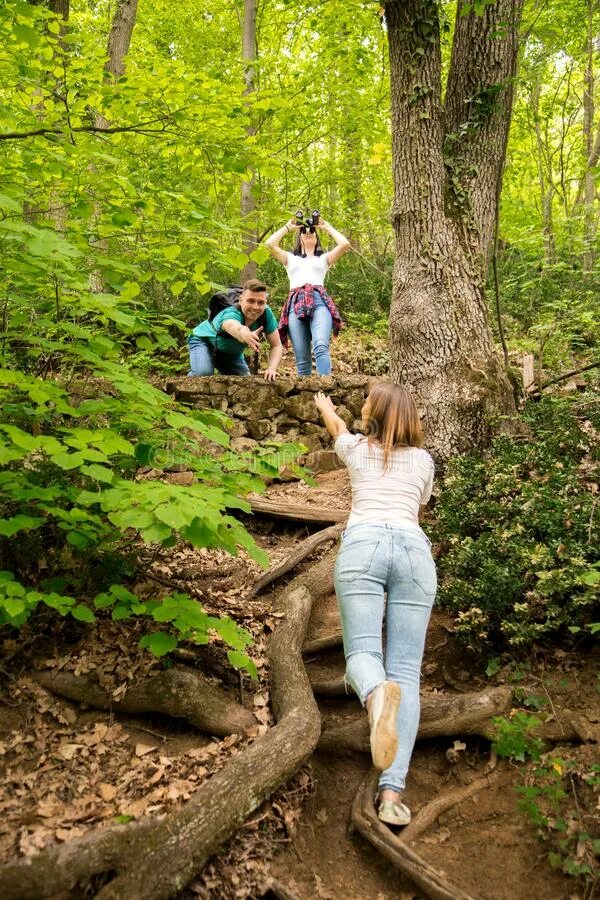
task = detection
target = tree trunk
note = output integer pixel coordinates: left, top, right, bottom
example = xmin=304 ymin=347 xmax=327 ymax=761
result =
xmin=531 ymin=80 xmax=557 ymax=266
xmin=582 ymin=1 xmax=596 ymax=273
xmin=384 ymin=0 xmax=520 ymax=460
xmin=240 ymin=0 xmax=258 ymax=282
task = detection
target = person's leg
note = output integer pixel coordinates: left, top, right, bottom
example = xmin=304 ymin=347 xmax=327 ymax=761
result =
xmin=334 ymin=526 xmax=387 ymax=702
xmin=378 ymin=532 xmax=436 ymax=797
xmin=287 ymin=308 xmax=312 ymax=376
xmin=310 ymin=294 xmax=333 ymax=376
xmin=218 ymin=353 xmax=250 ymax=376
xmin=188 ymin=340 xmax=214 ymax=376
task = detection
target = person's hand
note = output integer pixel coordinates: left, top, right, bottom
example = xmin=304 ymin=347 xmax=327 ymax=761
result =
xmin=316 ymin=218 xmax=329 ymax=231
xmin=241 ymin=325 xmax=263 ymax=352
xmin=263 ymin=368 xmax=278 ymax=382
xmin=314 ymin=391 xmax=336 ymax=415
xmin=286 ymin=217 xmax=300 ymax=231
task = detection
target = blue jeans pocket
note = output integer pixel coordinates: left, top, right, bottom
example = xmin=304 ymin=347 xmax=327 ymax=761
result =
xmin=405 ymin=544 xmax=437 ymax=597
xmin=336 ymin=535 xmax=380 ymax=582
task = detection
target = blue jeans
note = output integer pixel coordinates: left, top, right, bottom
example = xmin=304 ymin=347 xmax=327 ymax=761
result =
xmin=188 ymin=338 xmax=250 ymax=376
xmin=334 ymin=524 xmax=436 ymax=793
xmin=287 ymin=291 xmax=333 ymax=376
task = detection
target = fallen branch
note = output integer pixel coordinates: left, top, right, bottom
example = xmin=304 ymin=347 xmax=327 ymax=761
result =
xmin=247 ymin=523 xmax=343 ymax=597
xmin=35 ymin=667 xmax=255 ymax=737
xmin=248 ymin=497 xmax=347 ymax=524
xmin=351 ymin=769 xmax=474 ymax=900
xmin=318 ymin=687 xmax=513 ymax=751
xmin=0 ymin=553 xmax=336 ymax=900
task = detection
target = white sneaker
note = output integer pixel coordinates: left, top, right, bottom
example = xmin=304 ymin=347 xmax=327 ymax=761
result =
xmin=368 ymin=681 xmax=401 ymax=770
xmin=378 ymin=799 xmax=411 ymax=827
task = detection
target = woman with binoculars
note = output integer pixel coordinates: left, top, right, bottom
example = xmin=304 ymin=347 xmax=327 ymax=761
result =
xmin=265 ymin=212 xmax=350 ymax=376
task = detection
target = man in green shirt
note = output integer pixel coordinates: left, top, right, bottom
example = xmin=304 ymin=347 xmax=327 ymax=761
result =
xmin=188 ymin=279 xmax=283 ymax=381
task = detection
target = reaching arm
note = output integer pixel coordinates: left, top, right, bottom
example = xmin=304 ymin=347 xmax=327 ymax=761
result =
xmin=318 ymin=219 xmax=350 ymax=266
xmin=263 ymin=329 xmax=283 ymax=382
xmin=221 ymin=319 xmax=263 ymax=352
xmin=264 ymin=219 xmax=298 ymax=265
xmin=314 ymin=391 xmax=348 ymax=438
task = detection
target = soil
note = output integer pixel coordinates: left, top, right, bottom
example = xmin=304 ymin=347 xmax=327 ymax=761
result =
xmin=0 ymin=469 xmax=598 ymax=900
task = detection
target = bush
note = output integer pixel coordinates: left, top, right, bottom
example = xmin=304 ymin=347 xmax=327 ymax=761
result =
xmin=434 ymin=395 xmax=600 ymax=651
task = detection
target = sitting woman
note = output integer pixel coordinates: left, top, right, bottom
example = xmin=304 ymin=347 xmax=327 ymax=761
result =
xmin=188 ymin=279 xmax=282 ymax=381
xmin=264 ymin=215 xmax=350 ymax=376
xmin=314 ymin=383 xmax=437 ymax=828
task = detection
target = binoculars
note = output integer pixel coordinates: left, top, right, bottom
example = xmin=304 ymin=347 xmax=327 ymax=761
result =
xmin=295 ymin=208 xmax=320 ymax=233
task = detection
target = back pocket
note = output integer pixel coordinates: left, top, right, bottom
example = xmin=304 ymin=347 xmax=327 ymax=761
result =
xmin=405 ymin=544 xmax=437 ymax=597
xmin=335 ymin=534 xmax=380 ymax=582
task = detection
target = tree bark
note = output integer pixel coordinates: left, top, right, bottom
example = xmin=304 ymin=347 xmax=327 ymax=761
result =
xmin=240 ymin=0 xmax=258 ymax=282
xmin=582 ymin=1 xmax=596 ymax=272
xmin=384 ymin=0 xmax=520 ymax=460
xmin=248 ymin=496 xmax=347 ymax=524
xmin=35 ymin=667 xmax=256 ymax=736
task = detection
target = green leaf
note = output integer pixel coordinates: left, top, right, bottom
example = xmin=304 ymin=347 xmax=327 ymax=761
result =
xmin=72 ymin=604 xmax=95 ymax=623
xmin=139 ymin=632 xmax=178 ymax=658
xmin=0 ymin=515 xmax=44 ymax=537
xmin=227 ymin=650 xmax=258 ymax=681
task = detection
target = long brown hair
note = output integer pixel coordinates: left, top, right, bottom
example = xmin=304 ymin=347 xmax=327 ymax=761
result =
xmin=364 ymin=383 xmax=423 ymax=470
xmin=292 ymin=230 xmax=324 ymax=257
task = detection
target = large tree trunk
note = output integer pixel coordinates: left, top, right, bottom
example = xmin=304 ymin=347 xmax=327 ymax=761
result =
xmin=240 ymin=0 xmax=258 ymax=282
xmin=384 ymin=0 xmax=521 ymax=459
xmin=582 ymin=1 xmax=596 ymax=273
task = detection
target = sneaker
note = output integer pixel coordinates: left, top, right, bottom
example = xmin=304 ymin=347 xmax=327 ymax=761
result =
xmin=368 ymin=681 xmax=401 ymax=770
xmin=378 ymin=799 xmax=411 ymax=827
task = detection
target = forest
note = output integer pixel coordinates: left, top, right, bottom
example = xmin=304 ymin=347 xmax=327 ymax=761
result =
xmin=0 ymin=0 xmax=598 ymax=898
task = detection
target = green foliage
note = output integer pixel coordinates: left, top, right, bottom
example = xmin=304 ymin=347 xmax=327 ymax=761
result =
xmin=492 ymin=710 xmax=546 ymax=762
xmin=516 ymin=758 xmax=600 ymax=891
xmin=434 ymin=396 xmax=600 ymax=651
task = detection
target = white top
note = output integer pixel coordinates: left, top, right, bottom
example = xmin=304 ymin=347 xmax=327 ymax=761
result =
xmin=335 ymin=433 xmax=434 ymax=532
xmin=284 ymin=251 xmax=329 ymax=290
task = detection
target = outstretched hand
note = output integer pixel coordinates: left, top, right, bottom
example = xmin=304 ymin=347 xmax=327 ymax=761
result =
xmin=314 ymin=391 xmax=336 ymax=415
xmin=243 ymin=325 xmax=263 ymax=352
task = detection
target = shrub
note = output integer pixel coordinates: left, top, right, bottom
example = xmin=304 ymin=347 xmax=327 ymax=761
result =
xmin=434 ymin=395 xmax=600 ymax=651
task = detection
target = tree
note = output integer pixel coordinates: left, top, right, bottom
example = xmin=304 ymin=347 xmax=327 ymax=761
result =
xmin=384 ymin=0 xmax=523 ymax=459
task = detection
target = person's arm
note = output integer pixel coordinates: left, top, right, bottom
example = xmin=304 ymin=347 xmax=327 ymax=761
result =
xmin=318 ymin=219 xmax=350 ymax=266
xmin=314 ymin=391 xmax=348 ymax=438
xmin=221 ymin=318 xmax=263 ymax=352
xmin=264 ymin=219 xmax=298 ymax=265
xmin=263 ymin=329 xmax=283 ymax=381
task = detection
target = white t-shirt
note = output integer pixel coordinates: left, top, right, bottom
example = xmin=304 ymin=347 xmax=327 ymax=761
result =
xmin=335 ymin=433 xmax=434 ymax=532
xmin=284 ymin=251 xmax=329 ymax=290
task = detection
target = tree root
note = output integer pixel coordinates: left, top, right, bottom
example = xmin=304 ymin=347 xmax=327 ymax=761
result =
xmin=318 ymin=687 xmax=513 ymax=751
xmin=35 ymin=667 xmax=256 ymax=737
xmin=248 ymin=496 xmax=347 ymax=524
xmin=303 ymin=590 xmax=340 ymax=653
xmin=248 ymin=523 xmax=343 ymax=598
xmin=401 ymin=752 xmax=499 ymax=843
xmin=350 ymin=769 xmax=475 ymax=900
xmin=0 ymin=552 xmax=337 ymax=900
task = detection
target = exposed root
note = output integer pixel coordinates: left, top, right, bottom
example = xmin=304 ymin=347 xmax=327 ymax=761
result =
xmin=401 ymin=753 xmax=499 ymax=843
xmin=35 ymin=667 xmax=256 ymax=737
xmin=318 ymin=687 xmax=514 ymax=751
xmin=351 ymin=769 xmax=475 ymax=900
xmin=248 ymin=497 xmax=347 ymax=524
xmin=248 ymin=523 xmax=343 ymax=598
xmin=0 ymin=552 xmax=337 ymax=900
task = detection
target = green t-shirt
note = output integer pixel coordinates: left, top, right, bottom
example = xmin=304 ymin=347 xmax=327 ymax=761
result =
xmin=190 ymin=305 xmax=278 ymax=356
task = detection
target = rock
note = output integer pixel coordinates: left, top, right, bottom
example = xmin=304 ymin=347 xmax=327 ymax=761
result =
xmin=284 ymin=394 xmax=321 ymax=423
xmin=228 ymin=419 xmax=248 ymax=438
xmin=165 ymin=471 xmax=195 ymax=485
xmin=247 ymin=418 xmax=276 ymax=440
xmin=335 ymin=405 xmax=354 ymax=428
xmin=230 ymin=437 xmax=259 ymax=452
xmin=305 ymin=450 xmax=344 ymax=473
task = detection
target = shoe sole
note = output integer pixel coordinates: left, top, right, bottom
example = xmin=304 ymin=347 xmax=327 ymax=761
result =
xmin=378 ymin=807 xmax=411 ymax=827
xmin=370 ymin=682 xmax=401 ymax=770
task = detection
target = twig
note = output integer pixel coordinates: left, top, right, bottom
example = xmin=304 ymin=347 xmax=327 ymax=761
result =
xmin=539 ymin=359 xmax=600 ymax=390
xmin=247 ymin=523 xmax=344 ymax=597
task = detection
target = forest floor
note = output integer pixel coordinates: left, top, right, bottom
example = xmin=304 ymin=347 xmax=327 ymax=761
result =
xmin=1 ymin=467 xmax=598 ymax=899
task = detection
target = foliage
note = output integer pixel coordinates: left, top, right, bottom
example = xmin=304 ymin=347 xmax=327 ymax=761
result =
xmin=434 ymin=395 xmax=600 ymax=651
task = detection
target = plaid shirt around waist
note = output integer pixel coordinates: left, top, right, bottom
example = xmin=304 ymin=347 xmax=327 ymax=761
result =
xmin=277 ymin=284 xmax=343 ymax=347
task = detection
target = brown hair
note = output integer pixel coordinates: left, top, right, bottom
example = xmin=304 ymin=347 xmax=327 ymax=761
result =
xmin=364 ymin=383 xmax=423 ymax=470
xmin=242 ymin=278 xmax=267 ymax=294
xmin=292 ymin=230 xmax=324 ymax=257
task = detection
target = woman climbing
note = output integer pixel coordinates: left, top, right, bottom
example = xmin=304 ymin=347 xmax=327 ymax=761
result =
xmin=264 ymin=213 xmax=350 ymax=376
xmin=314 ymin=383 xmax=437 ymax=828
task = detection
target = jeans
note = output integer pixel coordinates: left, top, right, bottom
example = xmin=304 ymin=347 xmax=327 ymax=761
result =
xmin=334 ymin=523 xmax=436 ymax=793
xmin=287 ymin=290 xmax=333 ymax=376
xmin=188 ymin=338 xmax=250 ymax=376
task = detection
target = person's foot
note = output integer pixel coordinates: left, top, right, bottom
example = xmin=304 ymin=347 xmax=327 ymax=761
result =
xmin=367 ymin=681 xmax=401 ymax=770
xmin=378 ymin=798 xmax=411 ymax=827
